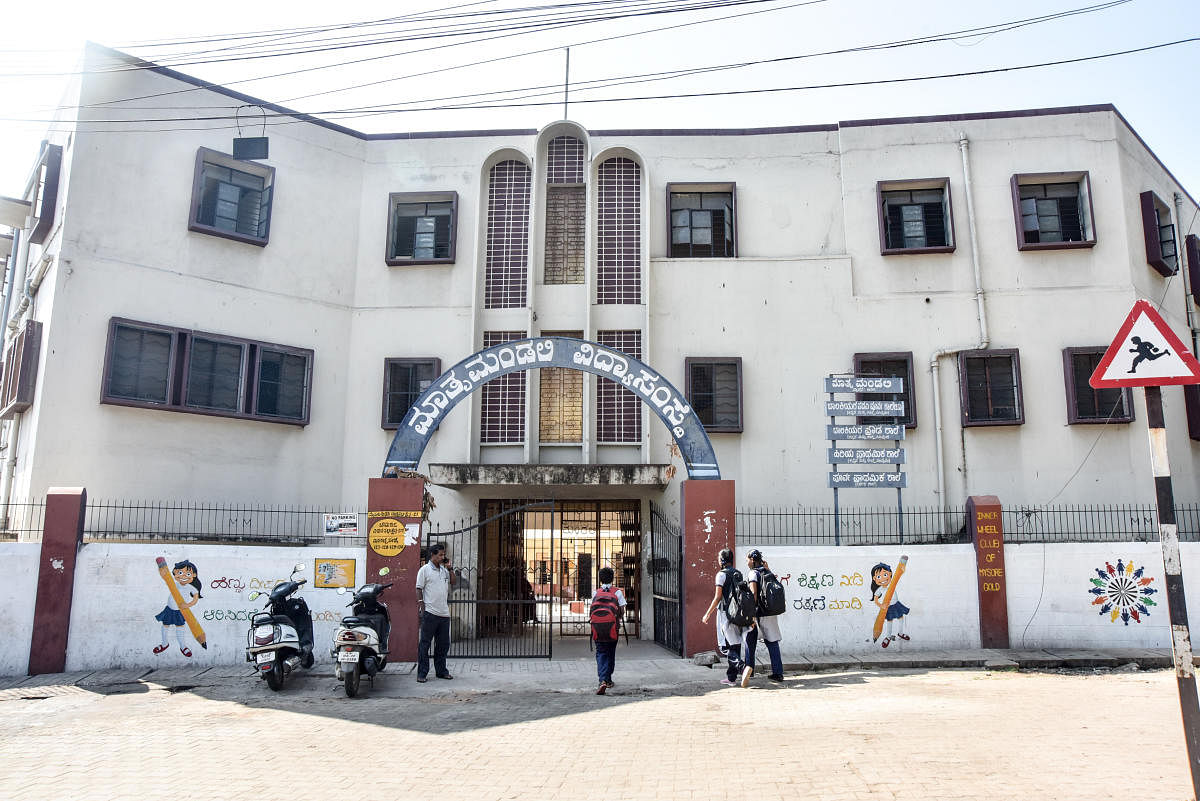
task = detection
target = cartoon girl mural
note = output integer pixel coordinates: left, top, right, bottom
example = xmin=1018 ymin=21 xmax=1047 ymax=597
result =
xmin=870 ymin=560 xmax=911 ymax=648
xmin=153 ymin=559 xmax=204 ymax=657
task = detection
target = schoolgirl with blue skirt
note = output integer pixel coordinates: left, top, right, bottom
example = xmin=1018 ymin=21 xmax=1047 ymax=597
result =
xmin=870 ymin=562 xmax=911 ymax=648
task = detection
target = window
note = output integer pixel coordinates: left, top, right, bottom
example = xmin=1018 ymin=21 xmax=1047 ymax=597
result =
xmin=386 ymin=192 xmax=456 ymax=265
xmin=1063 ymin=347 xmax=1133 ymax=424
xmin=668 ymin=184 xmax=735 ymax=257
xmin=597 ymin=330 xmax=642 ymax=443
xmin=1011 ymin=173 xmax=1095 ymax=250
xmin=484 ymin=161 xmax=531 ymax=309
xmin=544 ymin=136 xmax=586 ymax=285
xmin=382 ymin=359 xmax=440 ymax=429
xmin=189 ymin=148 xmax=275 ymax=246
xmin=102 ymin=317 xmax=312 ymax=425
xmin=539 ymin=330 xmax=583 ymax=443
xmin=853 ymin=352 xmax=916 ymax=428
xmin=596 ymin=158 xmax=641 ymax=304
xmin=877 ymin=179 xmax=954 ymax=254
xmin=685 ymin=357 xmax=742 ymax=433
xmin=29 ymin=144 xmax=62 ymax=246
xmin=0 ymin=320 xmax=42 ymax=420
xmin=1140 ymin=191 xmax=1178 ymax=276
xmin=479 ymin=331 xmax=526 ymax=443
xmin=958 ymin=349 xmax=1023 ymax=426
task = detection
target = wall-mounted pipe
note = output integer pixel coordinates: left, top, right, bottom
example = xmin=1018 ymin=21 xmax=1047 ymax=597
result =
xmin=930 ymin=133 xmax=990 ymax=507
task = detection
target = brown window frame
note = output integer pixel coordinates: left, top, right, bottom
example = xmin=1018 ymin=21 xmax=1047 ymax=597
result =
xmin=684 ymin=356 xmax=743 ymax=433
xmin=385 ymin=191 xmax=457 ymax=266
xmin=187 ymin=147 xmax=276 ymax=247
xmin=877 ymin=178 xmax=955 ymax=256
xmin=1010 ymin=172 xmax=1097 ymax=251
xmin=852 ymin=351 xmax=916 ymax=428
xmin=382 ymin=358 xmax=442 ymax=430
xmin=958 ymin=348 xmax=1024 ymax=427
xmin=1062 ymin=347 xmax=1133 ymax=425
xmin=1140 ymin=190 xmax=1178 ymax=277
xmin=666 ymin=182 xmax=737 ymax=258
xmin=101 ymin=317 xmax=312 ymax=426
xmin=29 ymin=144 xmax=62 ymax=246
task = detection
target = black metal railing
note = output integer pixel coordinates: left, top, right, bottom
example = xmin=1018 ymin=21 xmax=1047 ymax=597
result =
xmin=1004 ymin=503 xmax=1200 ymax=543
xmin=737 ymin=506 xmax=966 ymax=546
xmin=0 ymin=498 xmax=46 ymax=541
xmin=82 ymin=500 xmax=367 ymax=546
xmin=649 ymin=501 xmax=683 ymax=655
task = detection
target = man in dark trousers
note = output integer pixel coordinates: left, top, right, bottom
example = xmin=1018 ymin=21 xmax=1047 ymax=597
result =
xmin=415 ymin=542 xmax=456 ymax=682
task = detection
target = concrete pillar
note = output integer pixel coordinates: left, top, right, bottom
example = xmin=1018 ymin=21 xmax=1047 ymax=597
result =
xmin=680 ymin=479 xmax=735 ymax=657
xmin=28 ymin=487 xmax=86 ymax=675
xmin=367 ymin=477 xmax=425 ymax=662
xmin=967 ymin=494 xmax=1010 ymax=648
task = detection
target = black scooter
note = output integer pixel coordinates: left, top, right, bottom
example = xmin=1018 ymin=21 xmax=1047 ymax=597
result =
xmin=245 ymin=563 xmax=315 ymax=692
xmin=331 ymin=567 xmax=392 ymax=697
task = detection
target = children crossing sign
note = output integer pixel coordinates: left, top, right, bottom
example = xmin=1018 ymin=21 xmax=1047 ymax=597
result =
xmin=1089 ymin=299 xmax=1200 ymax=388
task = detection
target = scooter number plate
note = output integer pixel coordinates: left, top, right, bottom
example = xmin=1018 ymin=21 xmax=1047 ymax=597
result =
xmin=255 ymin=652 xmax=274 ymax=664
xmin=337 ymin=650 xmax=360 ymax=663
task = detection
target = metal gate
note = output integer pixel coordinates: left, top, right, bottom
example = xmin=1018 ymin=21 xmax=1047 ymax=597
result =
xmin=423 ymin=499 xmax=643 ymax=658
xmin=425 ymin=501 xmax=555 ymax=658
xmin=649 ymin=501 xmax=683 ymax=655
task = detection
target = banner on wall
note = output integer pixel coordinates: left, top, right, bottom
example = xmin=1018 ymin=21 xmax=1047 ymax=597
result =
xmin=323 ymin=513 xmax=359 ymax=536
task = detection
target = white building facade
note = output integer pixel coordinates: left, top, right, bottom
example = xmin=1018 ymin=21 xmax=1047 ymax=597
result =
xmin=2 ymin=43 xmax=1198 ymax=531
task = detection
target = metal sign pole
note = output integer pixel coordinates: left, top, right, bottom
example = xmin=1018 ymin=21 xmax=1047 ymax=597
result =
xmin=1145 ymin=385 xmax=1200 ymax=798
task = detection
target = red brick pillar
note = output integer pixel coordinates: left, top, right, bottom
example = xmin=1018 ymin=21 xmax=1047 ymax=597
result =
xmin=28 ymin=487 xmax=86 ymax=675
xmin=367 ymin=477 xmax=425 ymax=662
xmin=681 ymin=479 xmax=735 ymax=657
xmin=967 ymin=495 xmax=1010 ymax=648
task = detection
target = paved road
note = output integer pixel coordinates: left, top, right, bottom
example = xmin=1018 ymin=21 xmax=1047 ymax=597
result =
xmin=0 ymin=657 xmax=1193 ymax=801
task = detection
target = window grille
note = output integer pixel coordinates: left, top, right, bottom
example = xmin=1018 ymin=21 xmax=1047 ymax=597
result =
xmin=670 ymin=192 xmax=734 ymax=257
xmin=853 ymin=352 xmax=916 ymax=428
xmin=390 ymin=201 xmax=453 ymax=261
xmin=883 ymin=189 xmax=948 ymax=250
xmin=186 ymin=337 xmax=244 ymax=412
xmin=480 ymin=330 xmax=526 ymax=442
xmin=544 ymin=186 xmax=585 ymax=284
xmin=596 ymin=330 xmax=642 ymax=442
xmin=960 ymin=350 xmax=1023 ymax=426
xmin=546 ymin=136 xmax=585 ymax=185
xmin=383 ymin=359 xmax=440 ymax=428
xmin=686 ymin=357 xmax=742 ymax=432
xmin=1019 ymin=183 xmax=1084 ymax=244
xmin=1064 ymin=348 xmax=1132 ymax=424
xmin=597 ymin=158 xmax=641 ymax=305
xmin=484 ymin=161 xmax=531 ymax=309
xmin=539 ymin=329 xmax=584 ymax=443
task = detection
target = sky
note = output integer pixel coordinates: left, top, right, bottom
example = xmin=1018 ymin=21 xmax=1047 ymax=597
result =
xmin=0 ymin=0 xmax=1197 ymax=214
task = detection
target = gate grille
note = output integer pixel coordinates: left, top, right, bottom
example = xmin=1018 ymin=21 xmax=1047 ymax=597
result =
xmin=649 ymin=501 xmax=683 ymax=655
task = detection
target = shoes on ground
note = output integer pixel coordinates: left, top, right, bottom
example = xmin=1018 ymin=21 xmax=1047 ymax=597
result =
xmin=437 ymin=673 xmax=453 ymax=680
xmin=720 ymin=678 xmax=736 ymax=686
xmin=768 ymin=674 xmax=784 ymax=682
xmin=596 ymin=683 xmax=607 ymax=695
xmin=604 ymin=680 xmax=614 ymax=688
xmin=416 ymin=676 xmax=427 ymax=683
xmin=740 ymin=665 xmax=753 ymax=688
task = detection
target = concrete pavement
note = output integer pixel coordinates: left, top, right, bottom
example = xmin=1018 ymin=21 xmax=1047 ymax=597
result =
xmin=0 ymin=643 xmax=1194 ymax=800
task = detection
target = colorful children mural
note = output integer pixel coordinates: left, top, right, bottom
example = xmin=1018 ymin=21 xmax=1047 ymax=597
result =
xmin=153 ymin=557 xmax=207 ymax=656
xmin=870 ymin=556 xmax=911 ymax=647
xmin=1089 ymin=559 xmax=1158 ymax=625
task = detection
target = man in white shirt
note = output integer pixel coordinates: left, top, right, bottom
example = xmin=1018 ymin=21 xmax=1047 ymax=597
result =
xmin=415 ymin=542 xmax=456 ymax=682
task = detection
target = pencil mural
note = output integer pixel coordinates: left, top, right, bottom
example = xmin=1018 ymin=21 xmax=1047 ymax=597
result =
xmin=153 ymin=557 xmax=207 ymax=656
xmin=1088 ymin=558 xmax=1157 ymax=625
xmin=869 ymin=555 xmax=910 ymax=647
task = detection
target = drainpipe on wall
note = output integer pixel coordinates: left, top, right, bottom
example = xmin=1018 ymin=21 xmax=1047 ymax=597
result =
xmin=930 ymin=132 xmax=990 ymax=508
xmin=1173 ymin=192 xmax=1199 ymax=355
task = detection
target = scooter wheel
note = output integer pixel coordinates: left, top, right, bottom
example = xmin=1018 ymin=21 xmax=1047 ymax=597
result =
xmin=344 ymin=662 xmax=361 ymax=697
xmin=265 ymin=661 xmax=284 ymax=692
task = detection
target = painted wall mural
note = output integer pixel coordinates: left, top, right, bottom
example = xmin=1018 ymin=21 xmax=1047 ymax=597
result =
xmin=870 ymin=556 xmax=911 ymax=647
xmin=152 ymin=557 xmax=206 ymax=657
xmin=1089 ymin=559 xmax=1158 ymax=625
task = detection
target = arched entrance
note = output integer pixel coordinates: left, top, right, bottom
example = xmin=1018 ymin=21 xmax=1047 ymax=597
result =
xmin=383 ymin=336 xmax=721 ymax=480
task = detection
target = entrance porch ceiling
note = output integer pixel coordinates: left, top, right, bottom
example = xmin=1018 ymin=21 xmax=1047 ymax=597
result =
xmin=427 ymin=463 xmax=671 ymax=489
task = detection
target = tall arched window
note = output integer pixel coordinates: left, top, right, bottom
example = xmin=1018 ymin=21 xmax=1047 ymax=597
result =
xmin=596 ymin=157 xmax=641 ymax=304
xmin=484 ymin=160 xmax=531 ymax=309
xmin=544 ymin=136 xmax=585 ymax=285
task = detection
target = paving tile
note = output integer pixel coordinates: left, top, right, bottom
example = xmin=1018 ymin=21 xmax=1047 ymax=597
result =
xmin=1041 ymin=649 xmax=1123 ymax=668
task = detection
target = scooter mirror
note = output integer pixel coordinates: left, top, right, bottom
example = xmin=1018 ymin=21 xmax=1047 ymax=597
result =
xmin=248 ymin=591 xmax=261 ymax=600
xmin=293 ymin=563 xmax=305 ymax=573
xmin=378 ymin=566 xmax=391 ymax=576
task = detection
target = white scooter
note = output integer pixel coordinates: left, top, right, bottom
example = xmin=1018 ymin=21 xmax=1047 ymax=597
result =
xmin=245 ymin=563 xmax=314 ymax=692
xmin=332 ymin=566 xmax=392 ymax=697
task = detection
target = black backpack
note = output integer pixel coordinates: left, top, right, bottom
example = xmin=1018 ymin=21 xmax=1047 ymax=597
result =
xmin=722 ymin=568 xmax=756 ymax=628
xmin=755 ymin=567 xmax=787 ymax=617
xmin=590 ymin=586 xmax=622 ymax=642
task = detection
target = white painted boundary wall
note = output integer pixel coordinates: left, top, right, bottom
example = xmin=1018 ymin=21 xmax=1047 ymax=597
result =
xmin=736 ymin=543 xmax=1200 ymax=660
xmin=0 ymin=544 xmax=40 ymax=675
xmin=64 ymin=543 xmax=366 ymax=672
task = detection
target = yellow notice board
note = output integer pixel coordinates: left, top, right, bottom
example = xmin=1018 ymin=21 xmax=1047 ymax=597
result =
xmin=314 ymin=558 xmax=355 ymax=588
xmin=369 ymin=518 xmax=405 ymax=556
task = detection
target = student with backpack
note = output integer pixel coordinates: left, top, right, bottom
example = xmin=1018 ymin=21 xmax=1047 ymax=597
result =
xmin=742 ymin=549 xmax=786 ymax=684
xmin=590 ymin=566 xmax=626 ymax=695
xmin=701 ymin=548 xmax=753 ymax=687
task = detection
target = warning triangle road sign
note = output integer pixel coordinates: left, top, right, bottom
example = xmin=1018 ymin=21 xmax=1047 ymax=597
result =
xmin=1090 ymin=300 xmax=1200 ymax=388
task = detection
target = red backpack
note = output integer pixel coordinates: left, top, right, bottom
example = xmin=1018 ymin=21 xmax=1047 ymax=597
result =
xmin=589 ymin=587 xmax=622 ymax=642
